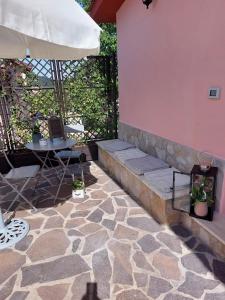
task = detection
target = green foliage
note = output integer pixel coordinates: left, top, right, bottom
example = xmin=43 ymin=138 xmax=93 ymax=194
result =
xmin=191 ymin=178 xmax=213 ymax=206
xmin=32 ymin=123 xmax=41 ymax=134
xmin=72 ymin=179 xmax=84 ymax=190
xmin=8 ymin=68 xmax=59 ymax=146
xmin=76 ymin=0 xmax=117 ymax=56
xmin=100 ymin=24 xmax=117 ymax=56
xmin=63 ymin=57 xmax=116 ymax=143
xmin=77 ymin=0 xmax=90 ymax=11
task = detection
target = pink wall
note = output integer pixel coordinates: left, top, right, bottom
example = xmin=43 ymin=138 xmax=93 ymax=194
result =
xmin=117 ymin=0 xmax=225 ymax=214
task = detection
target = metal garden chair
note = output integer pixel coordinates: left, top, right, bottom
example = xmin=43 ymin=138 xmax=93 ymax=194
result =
xmin=0 ymin=142 xmax=40 ymax=212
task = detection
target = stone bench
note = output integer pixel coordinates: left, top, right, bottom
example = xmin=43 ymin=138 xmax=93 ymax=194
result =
xmin=97 ymin=139 xmax=190 ymax=224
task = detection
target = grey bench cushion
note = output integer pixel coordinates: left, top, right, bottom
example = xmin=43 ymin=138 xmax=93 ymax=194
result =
xmin=144 ymin=167 xmax=190 ymax=193
xmin=97 ymin=139 xmax=134 ymax=153
xmin=124 ymin=155 xmax=169 ymax=175
xmin=114 ymin=148 xmax=147 ymax=163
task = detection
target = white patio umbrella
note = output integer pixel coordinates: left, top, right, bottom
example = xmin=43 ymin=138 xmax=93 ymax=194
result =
xmin=0 ymin=0 xmax=101 ymax=249
xmin=0 ymin=0 xmax=101 ymax=59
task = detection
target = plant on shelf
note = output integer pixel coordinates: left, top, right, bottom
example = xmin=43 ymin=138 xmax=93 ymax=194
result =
xmin=72 ymin=178 xmax=85 ymax=199
xmin=191 ymin=177 xmax=213 ymax=217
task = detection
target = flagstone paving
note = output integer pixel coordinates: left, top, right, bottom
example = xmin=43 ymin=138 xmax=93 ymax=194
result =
xmin=0 ymin=161 xmax=225 ymax=300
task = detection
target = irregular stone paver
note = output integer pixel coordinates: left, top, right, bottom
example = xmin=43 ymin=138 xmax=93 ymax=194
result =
xmin=116 ymin=289 xmax=149 ymax=300
xmin=186 ymin=237 xmax=197 ymax=249
xmin=127 ymin=217 xmax=161 ymax=232
xmin=114 ymin=207 xmax=127 ymax=221
xmin=113 ymin=224 xmax=139 ymax=240
xmin=213 ymin=259 xmax=225 ymax=284
xmin=44 ymin=216 xmax=64 ymax=229
xmin=148 ymin=276 xmax=173 ymax=298
xmin=91 ymin=190 xmax=108 ymax=199
xmin=72 ymin=239 xmax=81 ymax=253
xmin=8 ymin=291 xmax=29 ymax=300
xmin=27 ymin=230 xmax=70 ymax=262
xmin=68 ymin=229 xmax=83 ymax=236
xmin=92 ymin=249 xmax=112 ymax=299
xmin=15 ymin=235 xmax=33 ymax=251
xmin=163 ymin=294 xmax=193 ymax=300
xmin=76 ymin=200 xmax=101 ymax=210
xmin=71 ymin=210 xmax=90 ymax=218
xmin=113 ymin=285 xmax=123 ymax=293
xmin=1 ymin=161 xmax=225 ymax=299
xmin=27 ymin=217 xmax=44 ymax=230
xmin=0 ymin=251 xmax=25 ymax=285
xmin=93 ymin=249 xmax=112 ymax=282
xmin=42 ymin=209 xmax=57 ymax=216
xmin=108 ymin=240 xmax=133 ymax=285
xmin=204 ymin=292 xmax=225 ymax=300
xmin=0 ymin=275 xmax=17 ymax=300
xmin=133 ymin=251 xmax=154 ymax=271
xmin=65 ymin=218 xmax=86 ymax=229
xmin=152 ymin=250 xmax=181 ymax=280
xmin=79 ymin=223 xmax=102 ymax=235
xmin=37 ymin=284 xmax=69 ymax=300
xmin=102 ymin=219 xmax=116 ymax=231
xmin=178 ymin=272 xmax=219 ymax=298
xmin=87 ymin=208 xmax=104 ymax=223
xmin=181 ymin=253 xmax=211 ymax=274
xmin=134 ymin=273 xmax=148 ymax=287
xmin=103 ymin=181 xmax=121 ymax=193
xmin=124 ymin=195 xmax=140 ymax=207
xmin=157 ymin=232 xmax=182 ymax=253
xmin=55 ymin=204 xmax=73 ymax=219
xmin=21 ymin=254 xmax=90 ymax=286
xmin=96 ymin=175 xmax=109 ymax=185
xmin=138 ymin=234 xmax=161 ymax=253
xmin=171 ymin=225 xmax=192 ymax=238
xmin=72 ymin=272 xmax=91 ymax=299
xmin=115 ymin=197 xmax=127 ymax=207
xmin=129 ymin=207 xmax=146 ymax=215
xmin=82 ymin=230 xmax=109 ymax=255
xmin=99 ymin=198 xmax=115 ymax=214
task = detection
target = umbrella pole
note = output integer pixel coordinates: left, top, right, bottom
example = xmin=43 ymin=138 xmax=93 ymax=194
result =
xmin=0 ymin=209 xmax=5 ymax=230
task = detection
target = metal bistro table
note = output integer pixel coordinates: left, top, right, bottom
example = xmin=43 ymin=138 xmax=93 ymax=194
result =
xmin=26 ymin=138 xmax=76 ymax=201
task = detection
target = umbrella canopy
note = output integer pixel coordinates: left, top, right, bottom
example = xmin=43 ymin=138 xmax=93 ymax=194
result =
xmin=0 ymin=0 xmax=101 ymax=59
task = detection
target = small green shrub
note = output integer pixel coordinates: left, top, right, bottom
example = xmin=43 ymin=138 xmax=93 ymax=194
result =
xmin=72 ymin=179 xmax=84 ymax=190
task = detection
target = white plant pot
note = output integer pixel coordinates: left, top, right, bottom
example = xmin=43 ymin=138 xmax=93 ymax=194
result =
xmin=72 ymin=189 xmax=85 ymax=199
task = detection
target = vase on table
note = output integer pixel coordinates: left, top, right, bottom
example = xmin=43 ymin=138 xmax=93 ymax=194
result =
xmin=32 ymin=133 xmax=42 ymax=144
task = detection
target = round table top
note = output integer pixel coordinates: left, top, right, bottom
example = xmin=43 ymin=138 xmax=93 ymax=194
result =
xmin=25 ymin=138 xmax=76 ymax=151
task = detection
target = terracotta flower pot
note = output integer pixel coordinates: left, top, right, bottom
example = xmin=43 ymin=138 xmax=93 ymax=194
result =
xmin=194 ymin=202 xmax=208 ymax=217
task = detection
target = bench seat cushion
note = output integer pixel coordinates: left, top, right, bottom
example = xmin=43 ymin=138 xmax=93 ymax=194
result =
xmin=114 ymin=148 xmax=147 ymax=163
xmin=124 ymin=155 xmax=169 ymax=175
xmin=144 ymin=167 xmax=190 ymax=193
xmin=97 ymin=139 xmax=135 ymax=153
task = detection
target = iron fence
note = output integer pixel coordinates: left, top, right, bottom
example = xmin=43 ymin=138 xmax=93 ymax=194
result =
xmin=0 ymin=55 xmax=118 ymax=151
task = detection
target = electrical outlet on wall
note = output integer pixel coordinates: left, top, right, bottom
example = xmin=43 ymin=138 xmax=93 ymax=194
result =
xmin=208 ymin=87 xmax=220 ymax=100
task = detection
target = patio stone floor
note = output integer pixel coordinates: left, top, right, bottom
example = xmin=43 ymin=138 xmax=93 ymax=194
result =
xmin=0 ymin=161 xmax=225 ymax=300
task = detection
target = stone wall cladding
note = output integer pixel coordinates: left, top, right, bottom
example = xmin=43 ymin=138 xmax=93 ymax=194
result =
xmin=119 ymin=122 xmax=225 ymax=211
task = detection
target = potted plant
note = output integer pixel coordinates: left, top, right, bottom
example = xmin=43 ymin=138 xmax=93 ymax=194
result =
xmin=191 ymin=177 xmax=213 ymax=217
xmin=72 ymin=178 xmax=85 ymax=199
